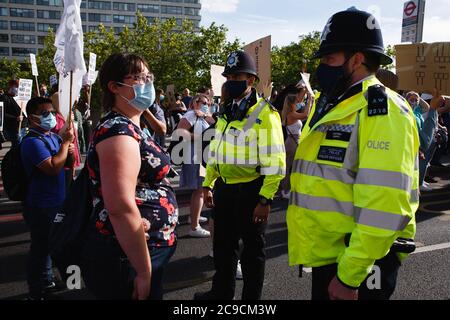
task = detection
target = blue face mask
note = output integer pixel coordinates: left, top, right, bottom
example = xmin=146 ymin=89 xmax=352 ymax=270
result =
xmin=160 ymin=95 xmax=165 ymax=102
xmin=296 ymin=103 xmax=304 ymax=111
xmin=36 ymin=113 xmax=57 ymax=131
xmin=200 ymin=104 xmax=209 ymax=114
xmin=118 ymin=82 xmax=156 ymax=111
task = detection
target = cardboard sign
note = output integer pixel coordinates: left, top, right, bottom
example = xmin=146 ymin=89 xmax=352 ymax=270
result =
xmin=210 ymin=65 xmax=226 ymax=97
xmin=166 ymin=84 xmax=176 ymax=109
xmin=0 ymin=101 xmax=4 ymax=132
xmin=50 ymin=74 xmax=58 ymax=87
xmin=88 ymin=52 xmax=97 ymax=84
xmin=17 ymin=79 xmax=33 ymax=101
xmin=396 ymin=42 xmax=450 ymax=95
xmin=30 ymin=53 xmax=39 ymax=77
xmin=300 ymin=73 xmax=314 ymax=96
xmin=244 ymin=36 xmax=271 ymax=95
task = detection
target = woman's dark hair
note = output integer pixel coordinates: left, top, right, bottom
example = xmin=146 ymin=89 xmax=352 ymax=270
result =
xmin=273 ymin=84 xmax=303 ymax=112
xmin=26 ymin=96 xmax=53 ymax=116
xmin=99 ymin=53 xmax=149 ymax=112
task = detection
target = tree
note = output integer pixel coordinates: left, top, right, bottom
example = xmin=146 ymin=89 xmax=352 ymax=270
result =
xmin=272 ymin=32 xmax=321 ymax=90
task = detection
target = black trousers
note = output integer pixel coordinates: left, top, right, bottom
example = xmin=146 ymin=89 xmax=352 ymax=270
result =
xmin=211 ymin=177 xmax=267 ymax=300
xmin=311 ymin=251 xmax=401 ymax=300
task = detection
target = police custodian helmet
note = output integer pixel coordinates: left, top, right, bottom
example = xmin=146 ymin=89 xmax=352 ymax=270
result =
xmin=314 ymin=7 xmax=393 ymax=65
xmin=222 ymin=50 xmax=260 ymax=80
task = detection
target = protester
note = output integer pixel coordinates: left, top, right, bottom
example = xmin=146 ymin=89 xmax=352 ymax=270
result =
xmin=287 ymin=8 xmax=419 ymax=300
xmin=280 ymin=85 xmax=312 ymax=198
xmin=1 ymin=80 xmax=23 ymax=149
xmin=73 ymin=103 xmax=85 ymax=156
xmin=195 ymin=51 xmax=286 ymax=300
xmin=21 ymin=96 xmax=74 ymax=300
xmin=178 ymin=94 xmax=215 ymax=238
xmin=406 ymin=91 xmax=438 ymax=192
xmin=81 ymin=53 xmax=178 ymax=300
xmin=182 ymin=88 xmax=193 ymax=109
xmin=39 ymin=84 xmax=50 ymax=98
xmin=141 ymin=99 xmax=167 ymax=148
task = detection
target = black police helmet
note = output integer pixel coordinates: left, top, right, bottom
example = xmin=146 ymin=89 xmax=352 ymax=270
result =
xmin=314 ymin=7 xmax=393 ymax=65
xmin=222 ymin=50 xmax=259 ymax=80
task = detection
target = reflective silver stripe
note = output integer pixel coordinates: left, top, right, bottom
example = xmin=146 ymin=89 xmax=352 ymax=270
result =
xmin=355 ymin=169 xmax=412 ymax=191
xmin=291 ymin=192 xmax=354 ymax=217
xmin=260 ymin=166 xmax=286 ymax=175
xmin=410 ymin=189 xmax=419 ymax=203
xmin=243 ymin=100 xmax=267 ymax=132
xmin=354 ymin=207 xmax=412 ymax=231
xmin=259 ymin=144 xmax=285 ymax=155
xmin=343 ymin=116 xmax=359 ymax=172
xmin=415 ymin=156 xmax=419 ymax=171
xmin=293 ymin=159 xmax=356 ymax=184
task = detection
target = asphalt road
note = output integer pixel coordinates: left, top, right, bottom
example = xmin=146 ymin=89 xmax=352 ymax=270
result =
xmin=1 ymin=186 xmax=450 ymax=300
xmin=1 ymin=142 xmax=449 ymax=300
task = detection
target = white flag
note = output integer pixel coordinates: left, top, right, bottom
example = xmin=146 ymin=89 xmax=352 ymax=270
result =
xmin=54 ymin=0 xmax=86 ymax=74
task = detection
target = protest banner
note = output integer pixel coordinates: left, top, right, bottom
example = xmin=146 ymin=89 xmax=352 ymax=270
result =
xmin=244 ymin=35 xmax=272 ymax=96
xmin=396 ymin=42 xmax=450 ymax=95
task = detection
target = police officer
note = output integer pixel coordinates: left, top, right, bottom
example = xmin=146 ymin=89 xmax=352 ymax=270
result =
xmin=287 ymin=8 xmax=420 ymax=300
xmin=194 ymin=51 xmax=286 ymax=300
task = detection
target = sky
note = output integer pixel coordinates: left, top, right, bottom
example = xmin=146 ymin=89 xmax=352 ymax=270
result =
xmin=200 ymin=0 xmax=450 ymax=47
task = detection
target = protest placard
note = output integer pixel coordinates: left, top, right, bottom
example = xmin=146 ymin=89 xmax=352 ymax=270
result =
xmin=210 ymin=65 xmax=226 ymax=97
xmin=244 ymin=36 xmax=272 ymax=95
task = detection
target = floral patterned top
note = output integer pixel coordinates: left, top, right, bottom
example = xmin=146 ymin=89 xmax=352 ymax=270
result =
xmin=86 ymin=112 xmax=178 ymax=248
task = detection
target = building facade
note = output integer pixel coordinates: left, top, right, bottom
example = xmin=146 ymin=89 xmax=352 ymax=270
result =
xmin=0 ymin=0 xmax=201 ymax=60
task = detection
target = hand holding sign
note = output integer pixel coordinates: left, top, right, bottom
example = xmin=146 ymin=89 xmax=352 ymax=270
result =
xmin=262 ymin=81 xmax=273 ymax=100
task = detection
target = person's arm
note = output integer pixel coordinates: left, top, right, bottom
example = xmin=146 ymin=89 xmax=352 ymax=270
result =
xmin=258 ymin=108 xmax=286 ymax=200
xmin=142 ymin=107 xmax=166 ymax=136
xmin=178 ymin=117 xmax=197 ymax=139
xmin=96 ymin=135 xmax=151 ymax=300
xmin=37 ymin=126 xmax=75 ymax=176
xmin=418 ymin=97 xmax=431 ymax=114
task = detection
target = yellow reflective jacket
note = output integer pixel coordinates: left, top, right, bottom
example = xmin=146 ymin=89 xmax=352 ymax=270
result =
xmin=203 ymin=95 xmax=286 ymax=200
xmin=287 ymin=76 xmax=419 ymax=288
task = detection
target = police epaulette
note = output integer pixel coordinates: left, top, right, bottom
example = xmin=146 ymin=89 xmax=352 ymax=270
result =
xmin=367 ymin=84 xmax=388 ymax=117
xmin=264 ymin=98 xmax=277 ymax=112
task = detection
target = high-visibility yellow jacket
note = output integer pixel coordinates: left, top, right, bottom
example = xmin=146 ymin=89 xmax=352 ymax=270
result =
xmin=287 ymin=76 xmax=419 ymax=288
xmin=203 ymin=95 xmax=286 ymax=200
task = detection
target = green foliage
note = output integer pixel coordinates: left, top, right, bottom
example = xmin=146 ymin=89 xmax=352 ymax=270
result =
xmin=0 ymin=58 xmax=31 ymax=92
xmin=271 ymin=31 xmax=321 ymax=90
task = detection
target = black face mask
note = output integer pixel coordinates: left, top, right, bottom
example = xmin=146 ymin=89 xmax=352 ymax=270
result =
xmin=316 ymin=56 xmax=355 ymax=97
xmin=224 ymin=80 xmax=248 ymax=100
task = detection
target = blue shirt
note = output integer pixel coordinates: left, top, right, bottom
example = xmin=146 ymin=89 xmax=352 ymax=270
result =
xmin=21 ymin=130 xmax=65 ymax=208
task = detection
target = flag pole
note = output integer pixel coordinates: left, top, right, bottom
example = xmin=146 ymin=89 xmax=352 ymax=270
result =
xmin=69 ymin=70 xmax=73 ymax=123
xmin=35 ymin=75 xmax=40 ymax=97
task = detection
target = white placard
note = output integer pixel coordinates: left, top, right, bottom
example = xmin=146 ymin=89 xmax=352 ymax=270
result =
xmin=88 ymin=53 xmax=97 ymax=84
xmin=58 ymin=70 xmax=84 ymax=119
xmin=210 ymin=65 xmax=226 ymax=97
xmin=300 ymin=73 xmax=314 ymax=97
xmin=17 ymin=79 xmax=33 ymax=102
xmin=50 ymin=74 xmax=58 ymax=87
xmin=0 ymin=101 xmax=4 ymax=132
xmin=30 ymin=54 xmax=39 ymax=77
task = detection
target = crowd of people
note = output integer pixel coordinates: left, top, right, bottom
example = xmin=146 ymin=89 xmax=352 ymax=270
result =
xmin=1 ymin=7 xmax=450 ymax=301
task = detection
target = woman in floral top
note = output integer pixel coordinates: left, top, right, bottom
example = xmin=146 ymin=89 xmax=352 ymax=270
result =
xmin=81 ymin=53 xmax=178 ymax=300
